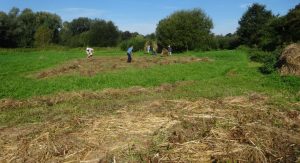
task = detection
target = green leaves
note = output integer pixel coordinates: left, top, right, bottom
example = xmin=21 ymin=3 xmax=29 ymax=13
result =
xmin=237 ymin=3 xmax=274 ymax=47
xmin=34 ymin=26 xmax=53 ymax=47
xmin=156 ymin=8 xmax=213 ymax=52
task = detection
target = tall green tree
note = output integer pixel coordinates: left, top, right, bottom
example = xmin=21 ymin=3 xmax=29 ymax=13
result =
xmin=156 ymin=9 xmax=213 ymax=52
xmin=0 ymin=11 xmax=11 ymax=47
xmin=59 ymin=17 xmax=91 ymax=47
xmin=252 ymin=3 xmax=300 ymax=51
xmin=120 ymin=31 xmax=133 ymax=41
xmin=87 ymin=20 xmax=119 ymax=47
xmin=0 ymin=7 xmax=62 ymax=47
xmin=2 ymin=7 xmax=22 ymax=47
xmin=68 ymin=17 xmax=91 ymax=36
xmin=18 ymin=8 xmax=36 ymax=47
xmin=35 ymin=12 xmax=62 ymax=43
xmin=281 ymin=3 xmax=300 ymax=43
xmin=237 ymin=3 xmax=274 ymax=47
xmin=34 ymin=26 xmax=53 ymax=47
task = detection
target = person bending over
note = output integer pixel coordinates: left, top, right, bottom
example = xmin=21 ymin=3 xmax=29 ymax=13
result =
xmin=127 ymin=46 xmax=133 ymax=63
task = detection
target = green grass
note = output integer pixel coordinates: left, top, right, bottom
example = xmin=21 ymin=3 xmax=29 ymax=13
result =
xmin=1 ymin=48 xmax=299 ymax=162
xmin=0 ymin=48 xmax=299 ymax=103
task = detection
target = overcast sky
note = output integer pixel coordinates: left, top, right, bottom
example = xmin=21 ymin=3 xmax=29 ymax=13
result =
xmin=0 ymin=0 xmax=299 ymax=35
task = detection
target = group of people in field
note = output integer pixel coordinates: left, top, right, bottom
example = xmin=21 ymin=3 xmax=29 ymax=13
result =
xmin=85 ymin=45 xmax=172 ymax=63
xmin=126 ymin=45 xmax=172 ymax=63
xmin=145 ymin=45 xmax=172 ymax=56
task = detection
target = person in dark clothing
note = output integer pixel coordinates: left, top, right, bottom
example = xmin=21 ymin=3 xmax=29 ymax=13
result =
xmin=127 ymin=46 xmax=133 ymax=63
xmin=150 ymin=46 xmax=156 ymax=55
xmin=168 ymin=45 xmax=172 ymax=56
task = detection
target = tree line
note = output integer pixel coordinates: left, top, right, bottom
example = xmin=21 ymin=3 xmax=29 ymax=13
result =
xmin=0 ymin=4 xmax=299 ymax=53
xmin=155 ymin=3 xmax=299 ymax=52
xmin=0 ymin=7 xmax=144 ymax=48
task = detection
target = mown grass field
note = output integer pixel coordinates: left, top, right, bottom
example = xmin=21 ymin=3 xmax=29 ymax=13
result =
xmin=0 ymin=48 xmax=299 ymax=101
xmin=0 ymin=48 xmax=300 ymax=162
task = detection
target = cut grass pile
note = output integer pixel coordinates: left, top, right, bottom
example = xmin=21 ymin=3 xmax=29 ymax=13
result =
xmin=33 ymin=56 xmax=210 ymax=79
xmin=0 ymin=83 xmax=299 ymax=162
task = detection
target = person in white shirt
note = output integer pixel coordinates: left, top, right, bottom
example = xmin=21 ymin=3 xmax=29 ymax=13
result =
xmin=147 ymin=45 xmax=150 ymax=54
xmin=86 ymin=47 xmax=94 ymax=58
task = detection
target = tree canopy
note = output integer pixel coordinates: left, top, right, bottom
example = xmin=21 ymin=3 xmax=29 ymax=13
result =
xmin=0 ymin=7 xmax=61 ymax=48
xmin=156 ymin=8 xmax=213 ymax=52
xmin=237 ymin=3 xmax=274 ymax=47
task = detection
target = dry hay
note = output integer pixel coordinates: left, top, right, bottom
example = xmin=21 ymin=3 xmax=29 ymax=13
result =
xmin=33 ymin=56 xmax=210 ymax=79
xmin=161 ymin=48 xmax=169 ymax=57
xmin=0 ymin=81 xmax=194 ymax=111
xmin=0 ymin=101 xmax=180 ymax=162
xmin=1 ymin=91 xmax=300 ymax=162
xmin=145 ymin=96 xmax=300 ymax=162
xmin=279 ymin=43 xmax=300 ymax=76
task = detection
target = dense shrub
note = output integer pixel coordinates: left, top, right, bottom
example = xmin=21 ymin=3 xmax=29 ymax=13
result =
xmin=119 ymin=35 xmax=147 ymax=52
xmin=215 ymin=34 xmax=240 ymax=50
xmin=243 ymin=47 xmax=282 ymax=74
xmin=237 ymin=45 xmax=282 ymax=74
xmin=248 ymin=49 xmax=273 ymax=63
xmin=259 ymin=54 xmax=278 ymax=74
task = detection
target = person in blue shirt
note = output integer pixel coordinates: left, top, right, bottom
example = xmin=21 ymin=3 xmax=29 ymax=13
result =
xmin=127 ymin=46 xmax=133 ymax=63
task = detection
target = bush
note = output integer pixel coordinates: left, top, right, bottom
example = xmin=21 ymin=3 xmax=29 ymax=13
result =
xmin=259 ymin=54 xmax=277 ymax=74
xmin=248 ymin=49 xmax=273 ymax=63
xmin=119 ymin=35 xmax=147 ymax=52
xmin=236 ymin=45 xmax=252 ymax=52
xmin=239 ymin=45 xmax=282 ymax=74
xmin=215 ymin=34 xmax=240 ymax=50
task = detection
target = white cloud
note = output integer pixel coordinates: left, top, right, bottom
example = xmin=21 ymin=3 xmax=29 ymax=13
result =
xmin=240 ymin=3 xmax=253 ymax=9
xmin=56 ymin=8 xmax=105 ymax=21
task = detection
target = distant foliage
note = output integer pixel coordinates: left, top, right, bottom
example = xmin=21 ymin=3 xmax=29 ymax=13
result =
xmin=34 ymin=26 xmax=53 ymax=47
xmin=156 ymin=8 xmax=213 ymax=52
xmin=119 ymin=35 xmax=147 ymax=52
xmin=237 ymin=3 xmax=300 ymax=75
xmin=120 ymin=31 xmax=140 ymax=41
xmin=215 ymin=33 xmax=240 ymax=50
xmin=0 ymin=7 xmax=121 ymax=48
xmin=87 ymin=20 xmax=119 ymax=47
xmin=237 ymin=3 xmax=274 ymax=48
xmin=68 ymin=17 xmax=91 ymax=36
xmin=237 ymin=3 xmax=300 ymax=51
xmin=0 ymin=7 xmax=62 ymax=48
xmin=60 ymin=18 xmax=119 ymax=47
xmin=277 ymin=4 xmax=300 ymax=43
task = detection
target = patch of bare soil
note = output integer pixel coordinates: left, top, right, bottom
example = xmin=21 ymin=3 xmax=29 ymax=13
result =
xmin=0 ymin=89 xmax=300 ymax=162
xmin=34 ymin=56 xmax=210 ymax=79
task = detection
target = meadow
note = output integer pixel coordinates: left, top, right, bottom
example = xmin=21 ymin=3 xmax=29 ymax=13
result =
xmin=0 ymin=48 xmax=299 ymax=162
xmin=0 ymin=48 xmax=299 ymax=101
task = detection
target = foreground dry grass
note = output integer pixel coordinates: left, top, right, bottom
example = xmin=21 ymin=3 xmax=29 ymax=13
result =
xmin=0 ymin=82 xmax=300 ymax=162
